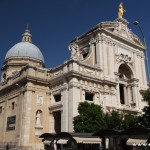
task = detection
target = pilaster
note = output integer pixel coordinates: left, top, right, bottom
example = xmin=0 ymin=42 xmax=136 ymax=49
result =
xmin=141 ymin=55 xmax=147 ymax=86
xmin=61 ymin=82 xmax=69 ymax=132
xmin=95 ymin=34 xmax=103 ymax=69
xmin=68 ymin=79 xmax=80 ymax=132
xmin=21 ymin=91 xmax=32 ymax=146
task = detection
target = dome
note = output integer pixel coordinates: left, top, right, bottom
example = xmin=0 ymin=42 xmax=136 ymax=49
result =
xmin=5 ymin=42 xmax=44 ymax=63
xmin=5 ymin=26 xmax=44 ymax=63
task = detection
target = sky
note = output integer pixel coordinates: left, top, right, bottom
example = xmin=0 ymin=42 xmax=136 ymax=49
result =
xmin=0 ymin=0 xmax=150 ymax=72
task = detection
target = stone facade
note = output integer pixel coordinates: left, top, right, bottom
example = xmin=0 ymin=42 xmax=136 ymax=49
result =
xmin=0 ymin=17 xmax=148 ymax=149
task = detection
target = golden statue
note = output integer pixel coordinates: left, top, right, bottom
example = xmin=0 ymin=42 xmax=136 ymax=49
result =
xmin=118 ymin=2 xmax=126 ymax=18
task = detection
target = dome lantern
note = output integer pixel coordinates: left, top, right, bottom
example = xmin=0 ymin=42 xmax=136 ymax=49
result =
xmin=22 ymin=25 xmax=32 ymax=43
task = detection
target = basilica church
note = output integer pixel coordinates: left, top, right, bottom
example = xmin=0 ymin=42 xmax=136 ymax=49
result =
xmin=0 ymin=8 xmax=148 ymax=149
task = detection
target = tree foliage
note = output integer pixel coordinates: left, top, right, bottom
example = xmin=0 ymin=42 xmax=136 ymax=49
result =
xmin=105 ymin=111 xmax=138 ymax=130
xmin=73 ymin=102 xmax=138 ymax=133
xmin=105 ymin=110 xmax=123 ymax=130
xmin=138 ymin=89 xmax=150 ymax=127
xmin=73 ymin=102 xmax=106 ymax=133
xmin=122 ymin=113 xmax=138 ymax=129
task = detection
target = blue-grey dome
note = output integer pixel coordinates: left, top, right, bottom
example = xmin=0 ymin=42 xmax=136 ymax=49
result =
xmin=5 ymin=42 xmax=44 ymax=63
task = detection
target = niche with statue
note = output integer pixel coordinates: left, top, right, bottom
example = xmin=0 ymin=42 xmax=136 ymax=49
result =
xmin=35 ymin=110 xmax=43 ymax=135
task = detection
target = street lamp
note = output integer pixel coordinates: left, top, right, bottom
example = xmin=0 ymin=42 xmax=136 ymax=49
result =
xmin=133 ymin=21 xmax=150 ymax=86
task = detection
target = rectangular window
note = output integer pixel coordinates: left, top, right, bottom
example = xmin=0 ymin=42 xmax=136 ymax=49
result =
xmin=12 ymin=102 xmax=15 ymax=110
xmin=119 ymin=84 xmax=125 ymax=104
xmin=54 ymin=94 xmax=61 ymax=102
xmin=0 ymin=106 xmax=2 ymax=113
xmin=85 ymin=92 xmax=94 ymax=101
xmin=6 ymin=115 xmax=16 ymax=131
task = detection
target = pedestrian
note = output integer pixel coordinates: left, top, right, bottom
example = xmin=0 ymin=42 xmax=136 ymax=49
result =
xmin=6 ymin=143 xmax=9 ymax=150
xmin=50 ymin=142 xmax=54 ymax=150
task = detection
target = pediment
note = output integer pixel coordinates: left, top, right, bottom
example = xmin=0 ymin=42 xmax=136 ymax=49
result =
xmin=99 ymin=18 xmax=144 ymax=48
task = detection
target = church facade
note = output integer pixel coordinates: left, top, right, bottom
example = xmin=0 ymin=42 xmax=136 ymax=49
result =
xmin=0 ymin=17 xmax=148 ymax=149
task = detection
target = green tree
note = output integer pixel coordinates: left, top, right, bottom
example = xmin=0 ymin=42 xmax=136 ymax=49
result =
xmin=122 ymin=113 xmax=138 ymax=129
xmin=73 ymin=102 xmax=106 ymax=133
xmin=105 ymin=110 xmax=123 ymax=130
xmin=73 ymin=102 xmax=138 ymax=133
xmin=105 ymin=111 xmax=138 ymax=130
xmin=138 ymin=89 xmax=150 ymax=127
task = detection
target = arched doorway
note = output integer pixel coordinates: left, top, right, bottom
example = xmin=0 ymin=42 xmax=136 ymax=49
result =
xmin=118 ymin=64 xmax=135 ymax=106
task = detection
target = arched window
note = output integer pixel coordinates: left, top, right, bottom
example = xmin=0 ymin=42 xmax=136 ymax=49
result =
xmin=118 ymin=64 xmax=133 ymax=80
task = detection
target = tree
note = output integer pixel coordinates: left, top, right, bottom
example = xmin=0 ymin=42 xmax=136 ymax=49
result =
xmin=73 ymin=102 xmax=106 ymax=133
xmin=138 ymin=89 xmax=150 ymax=127
xmin=105 ymin=111 xmax=137 ymax=130
xmin=122 ymin=113 xmax=138 ymax=129
xmin=73 ymin=102 xmax=138 ymax=133
xmin=105 ymin=110 xmax=123 ymax=130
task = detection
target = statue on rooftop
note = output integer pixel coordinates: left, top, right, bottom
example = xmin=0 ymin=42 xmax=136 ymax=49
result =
xmin=68 ymin=42 xmax=78 ymax=60
xmin=118 ymin=2 xmax=126 ymax=18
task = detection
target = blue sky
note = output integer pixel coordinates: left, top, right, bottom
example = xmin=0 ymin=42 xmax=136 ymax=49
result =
xmin=0 ymin=0 xmax=150 ymax=71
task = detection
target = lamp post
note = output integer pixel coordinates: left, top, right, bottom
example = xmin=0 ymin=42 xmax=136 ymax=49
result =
xmin=133 ymin=21 xmax=150 ymax=86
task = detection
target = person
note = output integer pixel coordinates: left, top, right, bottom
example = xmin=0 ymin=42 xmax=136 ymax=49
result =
xmin=6 ymin=143 xmax=9 ymax=150
xmin=118 ymin=2 xmax=126 ymax=18
xmin=53 ymin=140 xmax=57 ymax=150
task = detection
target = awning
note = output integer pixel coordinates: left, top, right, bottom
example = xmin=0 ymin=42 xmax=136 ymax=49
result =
xmin=127 ymin=135 xmax=149 ymax=146
xmin=73 ymin=137 xmax=101 ymax=144
xmin=73 ymin=137 xmax=83 ymax=143
xmin=82 ymin=138 xmax=101 ymax=144
xmin=43 ymin=140 xmax=52 ymax=145
xmin=57 ymin=139 xmax=68 ymax=144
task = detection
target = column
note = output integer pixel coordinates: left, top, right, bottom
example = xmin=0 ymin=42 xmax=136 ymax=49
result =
xmin=133 ymin=52 xmax=138 ymax=79
xmin=131 ymin=85 xmax=138 ymax=105
xmin=107 ymin=41 xmax=114 ymax=77
xmin=17 ymin=90 xmax=24 ymax=146
xmin=141 ymin=56 xmax=147 ymax=86
xmin=116 ymin=84 xmax=120 ymax=106
xmin=127 ymin=86 xmax=132 ymax=105
xmin=21 ymin=91 xmax=32 ymax=145
xmin=94 ymin=92 xmax=99 ymax=104
xmin=123 ymin=85 xmax=127 ymax=105
xmin=95 ymin=34 xmax=103 ymax=69
xmin=49 ymin=113 xmax=55 ymax=133
xmin=106 ymin=44 xmax=110 ymax=75
xmin=68 ymin=79 xmax=80 ymax=132
xmin=103 ymin=41 xmax=108 ymax=76
xmin=137 ymin=55 xmax=142 ymax=84
xmin=109 ymin=43 xmax=115 ymax=77
xmin=61 ymin=86 xmax=68 ymax=131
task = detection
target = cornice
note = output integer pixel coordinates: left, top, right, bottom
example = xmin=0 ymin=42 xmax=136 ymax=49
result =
xmin=50 ymin=70 xmax=117 ymax=87
xmin=69 ymin=19 xmax=145 ymax=52
xmin=49 ymin=103 xmax=63 ymax=113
